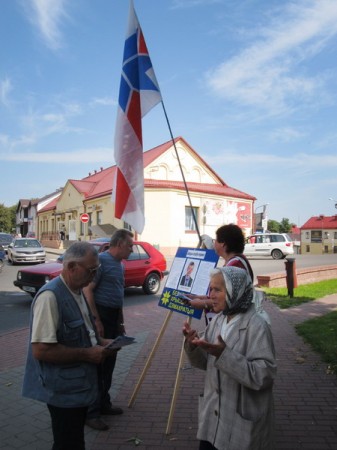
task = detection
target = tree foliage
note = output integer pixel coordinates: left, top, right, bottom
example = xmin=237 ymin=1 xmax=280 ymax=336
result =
xmin=267 ymin=220 xmax=280 ymax=232
xmin=267 ymin=218 xmax=294 ymax=233
xmin=0 ymin=203 xmax=16 ymax=233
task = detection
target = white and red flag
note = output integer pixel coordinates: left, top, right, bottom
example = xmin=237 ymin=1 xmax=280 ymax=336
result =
xmin=112 ymin=0 xmax=162 ymax=234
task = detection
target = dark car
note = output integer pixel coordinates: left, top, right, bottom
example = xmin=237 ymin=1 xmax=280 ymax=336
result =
xmin=0 ymin=245 xmax=6 ymax=273
xmin=14 ymin=239 xmax=168 ymax=296
xmin=0 ymin=233 xmax=13 ymax=254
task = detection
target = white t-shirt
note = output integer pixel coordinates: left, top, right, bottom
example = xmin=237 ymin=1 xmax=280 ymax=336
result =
xmin=31 ymin=276 xmax=97 ymax=346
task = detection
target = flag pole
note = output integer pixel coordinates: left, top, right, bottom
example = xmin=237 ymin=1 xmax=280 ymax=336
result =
xmin=160 ymin=100 xmax=202 ymax=247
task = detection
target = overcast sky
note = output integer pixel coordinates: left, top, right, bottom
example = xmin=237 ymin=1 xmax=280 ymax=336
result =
xmin=1 ymin=0 xmax=337 ymax=226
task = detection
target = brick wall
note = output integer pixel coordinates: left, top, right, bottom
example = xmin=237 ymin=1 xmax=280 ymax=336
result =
xmin=257 ymin=265 xmax=337 ymax=288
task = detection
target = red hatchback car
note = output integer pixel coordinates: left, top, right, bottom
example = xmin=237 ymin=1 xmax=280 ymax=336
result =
xmin=14 ymin=239 xmax=168 ymax=296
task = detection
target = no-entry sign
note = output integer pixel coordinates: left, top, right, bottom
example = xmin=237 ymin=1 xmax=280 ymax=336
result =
xmin=80 ymin=213 xmax=89 ymax=223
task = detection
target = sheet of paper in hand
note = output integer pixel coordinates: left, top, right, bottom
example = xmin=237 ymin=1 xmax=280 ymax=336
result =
xmin=105 ymin=335 xmax=136 ymax=350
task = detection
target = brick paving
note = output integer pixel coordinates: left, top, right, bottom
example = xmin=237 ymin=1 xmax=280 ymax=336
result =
xmin=1 ymin=288 xmax=337 ymax=449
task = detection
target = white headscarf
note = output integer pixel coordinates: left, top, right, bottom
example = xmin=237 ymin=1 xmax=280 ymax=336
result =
xmin=213 ymin=266 xmax=253 ymax=316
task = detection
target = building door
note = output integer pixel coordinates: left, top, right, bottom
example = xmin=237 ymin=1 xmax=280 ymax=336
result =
xmin=69 ymin=220 xmax=77 ymax=241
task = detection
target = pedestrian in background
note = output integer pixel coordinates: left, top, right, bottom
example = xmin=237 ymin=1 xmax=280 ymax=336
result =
xmin=187 ymin=224 xmax=254 ymax=323
xmin=84 ymin=229 xmax=134 ymax=430
xmin=22 ymin=241 xmax=118 ymax=450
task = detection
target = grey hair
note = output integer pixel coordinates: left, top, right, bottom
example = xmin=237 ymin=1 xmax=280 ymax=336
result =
xmin=209 ymin=268 xmax=222 ymax=279
xmin=110 ymin=229 xmax=134 ymax=247
xmin=62 ymin=241 xmax=98 ymax=267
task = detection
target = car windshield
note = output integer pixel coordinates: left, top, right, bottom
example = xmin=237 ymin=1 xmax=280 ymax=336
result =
xmin=0 ymin=234 xmax=13 ymax=244
xmin=14 ymin=239 xmax=41 ymax=248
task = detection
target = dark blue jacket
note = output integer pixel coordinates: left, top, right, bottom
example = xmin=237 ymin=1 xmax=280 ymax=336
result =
xmin=22 ymin=277 xmax=98 ymax=408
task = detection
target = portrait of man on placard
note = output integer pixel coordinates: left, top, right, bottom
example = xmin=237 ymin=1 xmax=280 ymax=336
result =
xmin=180 ymin=261 xmax=195 ymax=288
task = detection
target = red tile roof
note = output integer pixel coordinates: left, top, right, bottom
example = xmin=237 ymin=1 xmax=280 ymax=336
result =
xmin=144 ymin=180 xmax=254 ymax=200
xmin=39 ymin=194 xmax=62 ymax=213
xmin=49 ymin=137 xmax=255 ymax=203
xmin=301 ymin=215 xmax=337 ymax=230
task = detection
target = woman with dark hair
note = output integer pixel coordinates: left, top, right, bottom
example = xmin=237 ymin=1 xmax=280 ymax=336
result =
xmin=183 ymin=266 xmax=276 ymax=450
xmin=186 ymin=224 xmax=253 ymax=321
xmin=214 ymin=224 xmax=254 ymax=282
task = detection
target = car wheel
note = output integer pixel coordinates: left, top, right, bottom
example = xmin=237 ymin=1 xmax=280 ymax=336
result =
xmin=142 ymin=272 xmax=161 ymax=295
xmin=271 ymin=249 xmax=283 ymax=260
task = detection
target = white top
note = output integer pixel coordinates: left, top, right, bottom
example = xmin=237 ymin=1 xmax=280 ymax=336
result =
xmin=31 ymin=276 xmax=97 ymax=346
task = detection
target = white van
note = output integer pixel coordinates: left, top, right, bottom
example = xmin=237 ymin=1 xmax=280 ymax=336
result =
xmin=244 ymin=233 xmax=294 ymax=260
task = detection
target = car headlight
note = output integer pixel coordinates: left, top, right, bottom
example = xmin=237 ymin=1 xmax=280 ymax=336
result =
xmin=44 ymin=276 xmax=51 ymax=283
xmin=17 ymin=271 xmax=22 ymax=280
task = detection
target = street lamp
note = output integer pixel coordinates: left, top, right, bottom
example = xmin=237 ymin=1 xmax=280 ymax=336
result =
xmin=254 ymin=203 xmax=269 ymax=233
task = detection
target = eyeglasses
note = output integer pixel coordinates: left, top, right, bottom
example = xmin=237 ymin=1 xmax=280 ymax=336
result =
xmin=77 ymin=262 xmax=101 ymax=275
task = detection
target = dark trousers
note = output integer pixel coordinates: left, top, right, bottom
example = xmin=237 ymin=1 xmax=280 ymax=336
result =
xmin=199 ymin=441 xmax=217 ymax=450
xmin=47 ymin=404 xmax=87 ymax=450
xmin=87 ymin=304 xmax=121 ymax=418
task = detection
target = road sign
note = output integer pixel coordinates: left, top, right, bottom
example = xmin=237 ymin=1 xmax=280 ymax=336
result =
xmin=80 ymin=213 xmax=89 ymax=223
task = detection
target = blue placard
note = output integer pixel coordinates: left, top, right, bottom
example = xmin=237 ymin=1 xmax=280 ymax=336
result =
xmin=158 ymin=247 xmax=219 ymax=319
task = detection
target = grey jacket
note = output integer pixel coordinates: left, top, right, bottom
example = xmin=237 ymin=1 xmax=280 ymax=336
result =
xmin=185 ymin=305 xmax=277 ymax=450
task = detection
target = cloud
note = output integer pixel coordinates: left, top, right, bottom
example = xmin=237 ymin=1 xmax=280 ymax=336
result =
xmin=20 ymin=101 xmax=84 ymax=138
xmin=0 ymin=77 xmax=13 ymax=107
xmin=205 ymin=149 xmax=337 ymax=169
xmin=90 ymin=97 xmax=117 ymax=107
xmin=23 ymin=0 xmax=69 ymax=50
xmin=0 ymin=147 xmax=112 ymax=164
xmin=205 ymin=0 xmax=337 ymax=114
xmin=269 ymin=127 xmax=306 ymax=143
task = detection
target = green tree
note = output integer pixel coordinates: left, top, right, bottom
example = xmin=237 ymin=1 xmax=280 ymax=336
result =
xmin=9 ymin=205 xmax=16 ymax=232
xmin=267 ymin=220 xmax=280 ymax=232
xmin=279 ymin=217 xmax=292 ymax=233
xmin=0 ymin=203 xmax=11 ymax=232
xmin=0 ymin=203 xmax=16 ymax=233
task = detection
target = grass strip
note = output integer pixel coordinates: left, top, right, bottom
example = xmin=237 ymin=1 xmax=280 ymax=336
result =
xmin=263 ymin=278 xmax=337 ymax=309
xmin=296 ymin=311 xmax=337 ymax=374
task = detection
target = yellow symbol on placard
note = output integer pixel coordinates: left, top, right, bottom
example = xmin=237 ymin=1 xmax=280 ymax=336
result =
xmin=161 ymin=291 xmax=170 ymax=305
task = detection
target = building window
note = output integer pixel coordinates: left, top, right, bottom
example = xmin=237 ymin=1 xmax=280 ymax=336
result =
xmin=305 ymin=232 xmax=309 ymax=239
xmin=311 ymin=230 xmax=322 ymax=243
xmin=334 ymin=232 xmax=337 ymax=239
xmin=123 ymin=221 xmax=132 ymax=231
xmin=306 ymin=245 xmax=310 ymax=252
xmin=97 ymin=211 xmax=102 ymax=225
xmin=324 ymin=231 xmax=329 ymax=239
xmin=185 ymin=206 xmax=199 ymax=231
xmin=324 ymin=245 xmax=329 ymax=253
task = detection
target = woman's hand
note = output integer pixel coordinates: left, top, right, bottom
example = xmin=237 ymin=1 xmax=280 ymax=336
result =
xmin=182 ymin=321 xmax=199 ymax=345
xmin=181 ymin=295 xmax=211 ymax=310
xmin=191 ymin=335 xmax=226 ymax=359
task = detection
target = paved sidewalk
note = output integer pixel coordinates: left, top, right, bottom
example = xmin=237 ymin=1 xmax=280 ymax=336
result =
xmin=1 ymin=291 xmax=337 ymax=449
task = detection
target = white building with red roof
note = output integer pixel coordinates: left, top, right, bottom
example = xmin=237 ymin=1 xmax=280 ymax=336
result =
xmin=37 ymin=137 xmax=256 ymax=255
xmin=301 ymin=215 xmax=337 ymax=254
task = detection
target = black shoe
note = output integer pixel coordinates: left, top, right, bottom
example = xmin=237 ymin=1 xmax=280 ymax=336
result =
xmin=85 ymin=418 xmax=109 ymax=431
xmin=101 ymin=405 xmax=123 ymax=415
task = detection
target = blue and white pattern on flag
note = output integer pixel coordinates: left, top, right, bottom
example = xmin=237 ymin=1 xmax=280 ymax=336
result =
xmin=112 ymin=0 xmax=162 ymax=234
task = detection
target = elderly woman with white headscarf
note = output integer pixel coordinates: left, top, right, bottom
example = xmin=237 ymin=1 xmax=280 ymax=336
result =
xmin=183 ymin=266 xmax=276 ymax=450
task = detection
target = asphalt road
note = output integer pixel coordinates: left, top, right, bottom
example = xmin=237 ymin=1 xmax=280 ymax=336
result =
xmin=0 ymin=252 xmax=336 ymax=335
